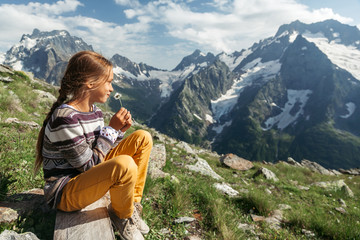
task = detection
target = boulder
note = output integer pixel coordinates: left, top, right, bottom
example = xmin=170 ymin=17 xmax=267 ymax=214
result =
xmin=147 ymin=143 xmax=167 ymax=179
xmin=213 ymin=183 xmax=239 ymax=197
xmin=185 ymin=157 xmax=223 ymax=180
xmin=0 ymin=230 xmax=39 ymax=240
xmin=219 ymin=153 xmax=254 ymax=171
xmin=253 ymin=167 xmax=279 ymax=182
xmin=301 ymin=159 xmax=334 ymax=175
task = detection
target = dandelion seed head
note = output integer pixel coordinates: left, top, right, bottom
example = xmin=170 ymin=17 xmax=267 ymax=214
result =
xmin=114 ymin=93 xmax=122 ymax=100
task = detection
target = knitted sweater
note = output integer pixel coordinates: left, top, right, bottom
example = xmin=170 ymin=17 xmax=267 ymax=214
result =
xmin=42 ymin=104 xmax=122 ymax=208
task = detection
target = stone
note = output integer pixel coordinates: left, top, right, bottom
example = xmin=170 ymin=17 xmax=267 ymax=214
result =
xmin=264 ymin=210 xmax=283 ymax=230
xmin=253 ymin=167 xmax=279 ymax=182
xmin=0 ymin=76 xmax=13 ymax=83
xmin=338 ymin=168 xmax=360 ymax=175
xmin=335 ymin=207 xmax=346 ymax=214
xmin=33 ymin=89 xmax=57 ymax=102
xmin=213 ymin=183 xmax=239 ymax=197
xmin=265 ymin=189 xmax=272 ymax=195
xmin=338 ymin=199 xmax=347 ymax=208
xmin=54 ymin=195 xmax=114 ymax=240
xmin=174 ymin=217 xmax=196 ymax=224
xmin=0 ymin=188 xmax=48 ymax=224
xmin=287 ymin=157 xmax=302 ymax=167
xmin=278 ymin=204 xmax=292 ymax=210
xmin=176 ymin=141 xmax=195 ymax=155
xmin=301 ymin=159 xmax=334 ymax=175
xmin=302 ymin=229 xmax=315 ymax=237
xmin=148 ymin=143 xmax=167 ymax=179
xmin=237 ymin=223 xmax=255 ymax=232
xmin=185 ymin=157 xmax=223 ymax=180
xmin=0 ymin=230 xmax=39 ymax=240
xmin=341 ymin=185 xmax=354 ymax=198
xmin=312 ymin=179 xmax=354 ymax=197
xmin=250 ymin=214 xmax=265 ymax=222
xmin=219 ymin=153 xmax=254 ymax=171
xmin=4 ymin=118 xmax=40 ymax=129
xmin=0 ymin=64 xmax=15 ymax=74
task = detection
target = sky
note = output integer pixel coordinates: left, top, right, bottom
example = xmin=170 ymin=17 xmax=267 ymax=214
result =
xmin=0 ymin=0 xmax=360 ymax=70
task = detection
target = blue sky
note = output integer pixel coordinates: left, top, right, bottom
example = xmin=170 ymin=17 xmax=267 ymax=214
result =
xmin=0 ymin=0 xmax=359 ymax=70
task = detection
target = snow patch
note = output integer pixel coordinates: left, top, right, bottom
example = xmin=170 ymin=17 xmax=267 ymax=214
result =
xmin=205 ymin=114 xmax=214 ymax=123
xmin=212 ymin=120 xmax=232 ymax=134
xmin=262 ymin=89 xmax=312 ymax=131
xmin=340 ymin=102 xmax=356 ymax=118
xmin=304 ymin=31 xmax=360 ymax=80
xmin=219 ymin=49 xmax=253 ymax=71
xmin=193 ymin=113 xmax=202 ymax=121
xmin=211 ymin=58 xmax=281 ymax=122
xmin=289 ymin=31 xmax=299 ymax=43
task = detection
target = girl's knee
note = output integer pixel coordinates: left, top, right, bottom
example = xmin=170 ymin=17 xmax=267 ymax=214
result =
xmin=134 ymin=130 xmax=153 ymax=145
xmin=111 ymin=155 xmax=137 ymax=178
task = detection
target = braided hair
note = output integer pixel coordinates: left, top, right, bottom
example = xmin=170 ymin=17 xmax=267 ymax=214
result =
xmin=34 ymin=51 xmax=113 ymax=173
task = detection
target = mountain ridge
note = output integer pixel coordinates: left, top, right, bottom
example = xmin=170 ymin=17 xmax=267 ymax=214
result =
xmin=2 ymin=19 xmax=360 ymax=169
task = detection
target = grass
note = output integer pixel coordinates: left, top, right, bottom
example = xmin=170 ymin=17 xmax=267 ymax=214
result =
xmin=1 ymin=70 xmax=360 ymax=240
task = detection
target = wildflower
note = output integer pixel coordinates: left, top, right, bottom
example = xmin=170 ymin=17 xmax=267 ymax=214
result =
xmin=114 ymin=92 xmax=123 ymax=108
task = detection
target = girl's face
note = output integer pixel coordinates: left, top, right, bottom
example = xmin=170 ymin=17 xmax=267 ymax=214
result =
xmin=88 ymin=68 xmax=114 ymax=104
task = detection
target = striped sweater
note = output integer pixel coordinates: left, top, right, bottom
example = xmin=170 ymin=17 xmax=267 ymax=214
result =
xmin=42 ymin=104 xmax=122 ymax=208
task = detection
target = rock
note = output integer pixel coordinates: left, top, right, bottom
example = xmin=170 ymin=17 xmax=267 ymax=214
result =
xmin=213 ymin=183 xmax=239 ymax=197
xmin=250 ymin=214 xmax=265 ymax=222
xmin=33 ymin=89 xmax=57 ymax=102
xmin=176 ymin=141 xmax=195 ymax=155
xmin=301 ymin=159 xmax=334 ymax=175
xmin=278 ymin=204 xmax=292 ymax=210
xmin=185 ymin=157 xmax=223 ymax=180
xmin=148 ymin=168 xmax=170 ymax=179
xmin=298 ymin=186 xmax=310 ymax=191
xmin=301 ymin=229 xmax=315 ymax=237
xmin=0 ymin=76 xmax=13 ymax=83
xmin=219 ymin=153 xmax=254 ymax=171
xmin=0 ymin=207 xmax=18 ymax=223
xmin=287 ymin=157 xmax=302 ymax=167
xmin=312 ymin=179 xmax=353 ymax=197
xmin=338 ymin=199 xmax=347 ymax=208
xmin=184 ymin=235 xmax=202 ymax=240
xmin=253 ymin=167 xmax=279 ymax=182
xmin=341 ymin=185 xmax=354 ymax=198
xmin=174 ymin=217 xmax=196 ymax=224
xmin=4 ymin=118 xmax=40 ymax=129
xmin=0 ymin=188 xmax=48 ymax=224
xmin=0 ymin=230 xmax=39 ymax=240
xmin=338 ymin=168 xmax=360 ymax=175
xmin=335 ymin=207 xmax=346 ymax=214
xmin=152 ymin=131 xmax=165 ymax=142
xmin=0 ymin=64 xmax=14 ymax=74
xmin=237 ymin=223 xmax=255 ymax=232
xmin=264 ymin=210 xmax=283 ymax=229
xmin=148 ymin=143 xmax=167 ymax=179
xmin=265 ymin=189 xmax=272 ymax=195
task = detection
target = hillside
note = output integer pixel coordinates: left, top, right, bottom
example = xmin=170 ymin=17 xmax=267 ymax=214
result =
xmin=0 ymin=66 xmax=360 ymax=240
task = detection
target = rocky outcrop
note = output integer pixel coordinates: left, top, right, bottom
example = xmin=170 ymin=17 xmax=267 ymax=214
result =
xmin=220 ymin=153 xmax=254 ymax=170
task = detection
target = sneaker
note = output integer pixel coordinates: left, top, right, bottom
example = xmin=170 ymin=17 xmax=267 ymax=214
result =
xmin=108 ymin=205 xmax=144 ymax=240
xmin=132 ymin=202 xmax=150 ymax=235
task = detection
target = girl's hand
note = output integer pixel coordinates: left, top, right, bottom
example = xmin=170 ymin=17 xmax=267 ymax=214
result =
xmin=109 ymin=107 xmax=132 ymax=131
xmin=121 ymin=112 xmax=132 ymax=132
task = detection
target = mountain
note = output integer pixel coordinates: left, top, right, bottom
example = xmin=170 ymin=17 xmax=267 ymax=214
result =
xmin=2 ymin=20 xmax=360 ymax=169
xmin=211 ymin=20 xmax=360 ymax=169
xmin=2 ymin=29 xmax=93 ymax=85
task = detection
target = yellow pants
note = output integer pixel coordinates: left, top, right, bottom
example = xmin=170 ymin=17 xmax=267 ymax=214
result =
xmin=57 ymin=130 xmax=153 ymax=219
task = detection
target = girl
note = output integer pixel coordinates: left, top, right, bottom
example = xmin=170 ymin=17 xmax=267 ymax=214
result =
xmin=35 ymin=51 xmax=152 ymax=240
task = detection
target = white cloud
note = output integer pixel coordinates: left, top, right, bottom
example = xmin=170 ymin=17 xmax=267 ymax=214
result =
xmin=114 ymin=0 xmax=140 ymax=8
xmin=0 ymin=0 xmax=358 ymax=70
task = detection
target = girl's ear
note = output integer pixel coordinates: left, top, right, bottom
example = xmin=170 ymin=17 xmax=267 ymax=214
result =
xmin=86 ymin=83 xmax=94 ymax=89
